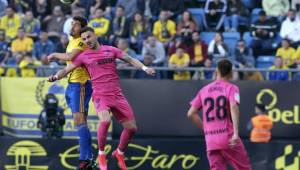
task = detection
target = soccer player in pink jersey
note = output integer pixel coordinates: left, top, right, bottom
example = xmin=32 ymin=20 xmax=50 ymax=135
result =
xmin=48 ymin=27 xmax=155 ymax=170
xmin=187 ymin=59 xmax=251 ymax=170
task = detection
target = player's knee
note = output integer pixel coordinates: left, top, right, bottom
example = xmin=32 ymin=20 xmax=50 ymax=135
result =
xmin=126 ymin=125 xmax=138 ymax=133
xmin=100 ymin=119 xmax=111 ymax=124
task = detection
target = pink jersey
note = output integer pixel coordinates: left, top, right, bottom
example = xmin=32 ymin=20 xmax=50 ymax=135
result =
xmin=72 ymin=45 xmax=125 ymax=96
xmin=190 ymin=80 xmax=240 ymax=151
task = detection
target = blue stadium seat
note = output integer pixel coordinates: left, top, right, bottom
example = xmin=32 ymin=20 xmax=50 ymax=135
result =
xmin=223 ymin=32 xmax=240 ymax=53
xmin=188 ymin=8 xmax=205 ymax=31
xmin=256 ymin=56 xmax=275 ymax=68
xmin=242 ymin=32 xmax=252 ymax=47
xmin=200 ymin=32 xmax=215 ymax=44
xmin=251 ymin=8 xmax=262 ymax=23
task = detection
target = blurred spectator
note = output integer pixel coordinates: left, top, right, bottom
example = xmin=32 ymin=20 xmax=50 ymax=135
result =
xmin=23 ymin=10 xmax=41 ymax=40
xmin=32 ymin=0 xmax=51 ymax=22
xmin=262 ymin=0 xmax=289 ymax=22
xmin=63 ymin=7 xmax=84 ymax=38
xmin=44 ymin=6 xmax=66 ymax=43
xmin=208 ymin=32 xmax=229 ymax=64
xmin=11 ymin=28 xmax=33 ymax=56
xmin=190 ymin=32 xmax=208 ymax=67
xmin=161 ymin=0 xmax=184 ymax=20
xmin=234 ymin=39 xmax=255 ymax=67
xmin=117 ymin=38 xmax=137 ymax=59
xmin=203 ymin=59 xmax=214 ymax=80
xmin=32 ymin=31 xmax=55 ymax=61
xmin=142 ymin=35 xmax=166 ymax=66
xmin=129 ymin=12 xmax=150 ymax=53
xmin=91 ymin=0 xmax=108 ymax=11
xmin=10 ymin=0 xmax=31 ymax=13
xmin=116 ymin=0 xmax=138 ymax=19
xmin=204 ymin=0 xmax=227 ymax=31
xmin=109 ymin=5 xmax=130 ymax=45
xmin=89 ymin=8 xmax=110 ymax=43
xmin=137 ymin=0 xmax=160 ymax=22
xmin=250 ymin=10 xmax=277 ymax=57
xmin=294 ymin=46 xmax=300 ymax=65
xmin=177 ymin=10 xmax=198 ymax=45
xmin=292 ymin=62 xmax=300 ymax=80
xmin=89 ymin=0 xmax=109 ymax=19
xmin=168 ymin=47 xmax=191 ymax=80
xmin=0 ymin=6 xmax=21 ymax=41
xmin=224 ymin=0 xmax=249 ymax=32
xmin=72 ymin=0 xmax=94 ymax=17
xmin=292 ymin=0 xmax=300 ymax=11
xmin=19 ymin=53 xmax=41 ymax=77
xmin=55 ymin=33 xmax=69 ymax=54
xmin=153 ymin=10 xmax=176 ymax=47
xmin=0 ymin=29 xmax=9 ymax=64
xmin=243 ymin=64 xmax=264 ymax=81
xmin=280 ymin=9 xmax=300 ymax=47
xmin=168 ymin=36 xmax=193 ymax=59
xmin=117 ymin=38 xmax=136 ymax=78
xmin=134 ymin=53 xmax=159 ymax=79
xmin=269 ymin=57 xmax=289 ymax=81
xmin=0 ymin=0 xmax=7 ymax=17
xmin=276 ymin=39 xmax=296 ymax=67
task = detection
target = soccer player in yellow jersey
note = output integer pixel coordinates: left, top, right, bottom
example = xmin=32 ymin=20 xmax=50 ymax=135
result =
xmin=47 ymin=16 xmax=94 ymax=170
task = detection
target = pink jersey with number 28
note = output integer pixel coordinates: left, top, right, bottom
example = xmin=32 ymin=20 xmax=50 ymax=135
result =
xmin=190 ymin=80 xmax=240 ymax=151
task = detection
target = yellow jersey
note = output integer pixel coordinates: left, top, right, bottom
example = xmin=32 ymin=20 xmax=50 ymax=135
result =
xmin=169 ymin=53 xmax=191 ymax=80
xmin=66 ymin=37 xmax=90 ymax=83
xmin=88 ymin=17 xmax=110 ymax=37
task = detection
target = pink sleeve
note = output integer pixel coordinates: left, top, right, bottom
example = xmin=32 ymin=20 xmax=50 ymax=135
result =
xmin=190 ymin=91 xmax=203 ymax=109
xmin=72 ymin=53 xmax=84 ymax=66
xmin=111 ymin=46 xmax=125 ymax=59
xmin=229 ymin=85 xmax=240 ymax=105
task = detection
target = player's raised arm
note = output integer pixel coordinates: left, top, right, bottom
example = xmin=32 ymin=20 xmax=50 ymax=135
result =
xmin=47 ymin=49 xmax=83 ymax=62
xmin=187 ymin=106 xmax=203 ymax=130
xmin=48 ymin=63 xmax=78 ymax=82
xmin=121 ymin=53 xmax=156 ymax=76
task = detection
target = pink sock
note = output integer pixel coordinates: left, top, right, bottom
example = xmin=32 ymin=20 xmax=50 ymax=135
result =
xmin=118 ymin=128 xmax=137 ymax=152
xmin=97 ymin=121 xmax=111 ymax=151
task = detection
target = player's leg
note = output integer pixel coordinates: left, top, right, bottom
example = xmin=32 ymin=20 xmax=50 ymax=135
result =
xmin=110 ymin=94 xmax=137 ymax=170
xmin=83 ymin=81 xmax=93 ymax=161
xmin=222 ymin=140 xmax=251 ymax=170
xmin=93 ymin=96 xmax=111 ymax=170
xmin=97 ymin=109 xmax=111 ymax=170
xmin=65 ymin=83 xmax=91 ymax=169
xmin=207 ymin=150 xmax=227 ymax=170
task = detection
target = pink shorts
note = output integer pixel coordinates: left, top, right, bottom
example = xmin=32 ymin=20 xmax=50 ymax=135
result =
xmin=92 ymin=93 xmax=135 ymax=123
xmin=207 ymin=140 xmax=251 ymax=170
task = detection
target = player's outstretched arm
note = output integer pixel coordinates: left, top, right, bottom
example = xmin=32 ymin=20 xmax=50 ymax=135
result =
xmin=47 ymin=49 xmax=83 ymax=62
xmin=48 ymin=63 xmax=78 ymax=82
xmin=229 ymin=102 xmax=240 ymax=146
xmin=121 ymin=53 xmax=156 ymax=76
xmin=187 ymin=106 xmax=203 ymax=130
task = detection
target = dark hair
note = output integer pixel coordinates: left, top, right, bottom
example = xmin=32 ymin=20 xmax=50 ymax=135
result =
xmin=73 ymin=16 xmax=88 ymax=28
xmin=282 ymin=38 xmax=290 ymax=45
xmin=80 ymin=26 xmax=95 ymax=35
xmin=259 ymin=10 xmax=266 ymax=16
xmin=217 ymin=59 xmax=232 ymax=77
xmin=255 ymin=104 xmax=266 ymax=112
xmin=117 ymin=5 xmax=125 ymax=10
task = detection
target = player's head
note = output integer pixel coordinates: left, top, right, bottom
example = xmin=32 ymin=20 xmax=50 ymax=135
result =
xmin=255 ymin=104 xmax=266 ymax=114
xmin=70 ymin=16 xmax=88 ymax=37
xmin=216 ymin=59 xmax=233 ymax=80
xmin=80 ymin=27 xmax=98 ymax=49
